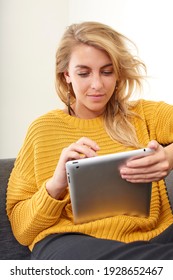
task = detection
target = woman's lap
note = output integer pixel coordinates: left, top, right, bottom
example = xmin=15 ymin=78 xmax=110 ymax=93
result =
xmin=31 ymin=224 xmax=173 ymax=260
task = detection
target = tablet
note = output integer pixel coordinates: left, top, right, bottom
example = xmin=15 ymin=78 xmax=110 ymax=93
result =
xmin=66 ymin=148 xmax=153 ymax=224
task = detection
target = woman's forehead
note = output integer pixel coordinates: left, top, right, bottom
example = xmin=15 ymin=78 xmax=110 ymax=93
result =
xmin=69 ymin=44 xmax=112 ymax=68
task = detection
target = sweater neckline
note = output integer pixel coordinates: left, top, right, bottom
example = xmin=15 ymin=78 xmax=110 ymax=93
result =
xmin=58 ymin=109 xmax=103 ymax=129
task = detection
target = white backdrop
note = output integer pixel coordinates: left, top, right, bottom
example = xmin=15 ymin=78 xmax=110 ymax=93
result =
xmin=1 ymin=0 xmax=173 ymax=158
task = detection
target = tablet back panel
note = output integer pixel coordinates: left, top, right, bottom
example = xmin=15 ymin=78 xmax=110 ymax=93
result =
xmin=66 ymin=148 xmax=152 ymax=224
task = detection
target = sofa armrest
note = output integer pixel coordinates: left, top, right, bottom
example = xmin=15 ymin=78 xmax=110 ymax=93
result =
xmin=0 ymin=158 xmax=30 ymax=260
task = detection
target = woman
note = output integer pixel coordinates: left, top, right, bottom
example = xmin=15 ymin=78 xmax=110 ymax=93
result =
xmin=6 ymin=21 xmax=173 ymax=259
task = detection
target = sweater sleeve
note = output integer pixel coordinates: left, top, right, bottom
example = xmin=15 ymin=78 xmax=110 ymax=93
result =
xmin=6 ymin=118 xmax=70 ymax=246
xmin=142 ymin=100 xmax=173 ymax=145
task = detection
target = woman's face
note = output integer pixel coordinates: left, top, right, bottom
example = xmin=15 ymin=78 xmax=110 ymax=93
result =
xmin=64 ymin=44 xmax=117 ymax=119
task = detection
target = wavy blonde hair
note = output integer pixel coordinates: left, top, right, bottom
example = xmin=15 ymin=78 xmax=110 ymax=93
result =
xmin=55 ymin=21 xmax=146 ymax=148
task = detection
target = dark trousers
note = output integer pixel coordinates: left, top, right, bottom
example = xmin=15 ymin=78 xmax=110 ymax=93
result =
xmin=31 ymin=224 xmax=173 ymax=260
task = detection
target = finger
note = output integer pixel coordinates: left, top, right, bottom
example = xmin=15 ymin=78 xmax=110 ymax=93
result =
xmin=57 ymin=150 xmax=86 ymax=172
xmin=126 ymin=147 xmax=166 ymax=168
xmin=126 ymin=155 xmax=155 ymax=168
xmin=120 ymin=169 xmax=168 ymax=182
xmin=76 ymin=137 xmax=100 ymax=151
xmin=65 ymin=151 xmax=86 ymax=161
xmin=120 ymin=161 xmax=168 ymax=175
xmin=147 ymin=140 xmax=160 ymax=151
xmin=126 ymin=148 xmax=168 ymax=170
xmin=126 ymin=140 xmax=162 ymax=168
xmin=121 ymin=173 xmax=155 ymax=183
xmin=69 ymin=143 xmax=98 ymax=158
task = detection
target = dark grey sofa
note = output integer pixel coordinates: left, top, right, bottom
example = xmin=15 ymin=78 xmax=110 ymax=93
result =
xmin=0 ymin=159 xmax=30 ymax=259
xmin=0 ymin=158 xmax=173 ymax=259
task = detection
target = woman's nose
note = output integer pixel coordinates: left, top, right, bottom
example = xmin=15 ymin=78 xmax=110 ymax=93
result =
xmin=91 ymin=74 xmax=103 ymax=90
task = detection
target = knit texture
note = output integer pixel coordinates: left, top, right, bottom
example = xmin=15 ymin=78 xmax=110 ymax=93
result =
xmin=6 ymin=99 xmax=173 ymax=251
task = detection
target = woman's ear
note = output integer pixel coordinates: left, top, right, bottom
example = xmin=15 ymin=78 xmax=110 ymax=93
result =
xmin=64 ymin=71 xmax=71 ymax=83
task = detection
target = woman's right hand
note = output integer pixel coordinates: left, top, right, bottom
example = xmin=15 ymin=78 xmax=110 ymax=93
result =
xmin=46 ymin=137 xmax=100 ymax=199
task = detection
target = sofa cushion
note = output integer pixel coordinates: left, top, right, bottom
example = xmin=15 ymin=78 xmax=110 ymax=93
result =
xmin=165 ymin=170 xmax=173 ymax=210
xmin=0 ymin=159 xmax=30 ymax=259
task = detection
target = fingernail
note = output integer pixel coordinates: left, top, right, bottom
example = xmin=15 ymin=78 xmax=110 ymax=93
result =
xmin=120 ymin=168 xmax=127 ymax=174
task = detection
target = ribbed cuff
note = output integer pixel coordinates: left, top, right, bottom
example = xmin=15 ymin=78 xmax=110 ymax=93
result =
xmin=35 ymin=181 xmax=70 ymax=217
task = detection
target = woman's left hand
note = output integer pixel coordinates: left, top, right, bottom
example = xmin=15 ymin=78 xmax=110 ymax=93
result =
xmin=120 ymin=140 xmax=173 ymax=183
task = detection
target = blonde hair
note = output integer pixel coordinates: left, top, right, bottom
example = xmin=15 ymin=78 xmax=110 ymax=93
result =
xmin=55 ymin=21 xmax=146 ymax=148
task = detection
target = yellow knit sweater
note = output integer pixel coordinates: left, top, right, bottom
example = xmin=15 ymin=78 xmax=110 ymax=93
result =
xmin=6 ymin=99 xmax=173 ymax=251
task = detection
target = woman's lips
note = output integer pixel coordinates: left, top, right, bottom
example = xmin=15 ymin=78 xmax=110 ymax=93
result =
xmin=87 ymin=94 xmax=105 ymax=101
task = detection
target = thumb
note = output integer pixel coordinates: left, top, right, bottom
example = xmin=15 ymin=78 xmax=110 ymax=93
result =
xmin=147 ymin=140 xmax=160 ymax=151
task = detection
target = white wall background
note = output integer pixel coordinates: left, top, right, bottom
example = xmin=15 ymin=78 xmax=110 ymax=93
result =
xmin=1 ymin=0 xmax=173 ymax=158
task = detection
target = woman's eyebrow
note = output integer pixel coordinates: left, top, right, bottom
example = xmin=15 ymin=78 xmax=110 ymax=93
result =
xmin=101 ymin=63 xmax=113 ymax=69
xmin=75 ymin=63 xmax=113 ymax=69
xmin=75 ymin=65 xmax=90 ymax=69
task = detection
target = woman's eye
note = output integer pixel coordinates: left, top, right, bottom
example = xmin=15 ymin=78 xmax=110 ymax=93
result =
xmin=102 ymin=71 xmax=113 ymax=75
xmin=77 ymin=72 xmax=90 ymax=77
